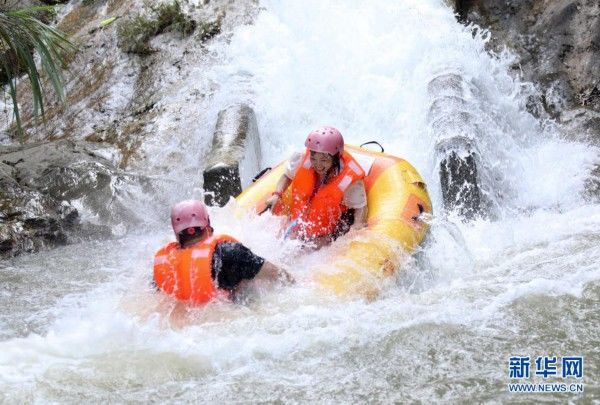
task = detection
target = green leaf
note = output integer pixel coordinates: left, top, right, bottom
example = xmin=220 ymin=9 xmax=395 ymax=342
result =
xmin=99 ymin=16 xmax=118 ymax=28
xmin=0 ymin=6 xmax=76 ymax=142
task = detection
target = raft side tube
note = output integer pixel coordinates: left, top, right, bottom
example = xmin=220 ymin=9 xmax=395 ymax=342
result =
xmin=236 ymin=144 xmax=432 ymax=298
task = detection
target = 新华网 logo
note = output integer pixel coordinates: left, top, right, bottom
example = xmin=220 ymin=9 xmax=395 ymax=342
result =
xmin=507 ymin=355 xmax=584 ymax=393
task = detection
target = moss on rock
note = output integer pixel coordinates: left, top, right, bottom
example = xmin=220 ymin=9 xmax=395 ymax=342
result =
xmin=117 ymin=0 xmax=197 ymax=55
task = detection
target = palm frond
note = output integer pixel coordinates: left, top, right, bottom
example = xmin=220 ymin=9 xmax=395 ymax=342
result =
xmin=0 ymin=5 xmax=77 ymax=141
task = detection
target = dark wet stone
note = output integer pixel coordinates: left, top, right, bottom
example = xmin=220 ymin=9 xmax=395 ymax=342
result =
xmin=0 ymin=140 xmax=136 ymax=258
xmin=204 ymin=165 xmax=243 ymax=207
xmin=427 ymin=72 xmax=492 ymax=220
xmin=584 ymin=163 xmax=600 ymax=202
xmin=203 ymin=104 xmax=261 ymax=207
xmin=439 ymin=151 xmax=482 ymax=220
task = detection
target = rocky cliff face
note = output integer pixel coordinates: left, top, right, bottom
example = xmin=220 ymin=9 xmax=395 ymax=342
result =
xmin=1 ymin=0 xmax=258 ymax=257
xmin=1 ymin=141 xmax=117 ymax=256
xmin=452 ymin=0 xmax=600 ymax=145
xmin=3 ymin=1 xmax=598 ymax=256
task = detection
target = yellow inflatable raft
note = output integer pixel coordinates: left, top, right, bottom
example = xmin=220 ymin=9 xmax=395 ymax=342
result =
xmin=236 ymin=145 xmax=432 ymax=298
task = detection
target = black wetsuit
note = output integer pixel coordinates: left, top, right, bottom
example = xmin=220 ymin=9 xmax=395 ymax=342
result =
xmin=210 ymin=242 xmax=265 ymax=290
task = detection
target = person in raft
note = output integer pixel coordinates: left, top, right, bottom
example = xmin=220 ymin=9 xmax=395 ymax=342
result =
xmin=154 ymin=200 xmax=293 ymax=304
xmin=264 ymin=126 xmax=368 ymax=248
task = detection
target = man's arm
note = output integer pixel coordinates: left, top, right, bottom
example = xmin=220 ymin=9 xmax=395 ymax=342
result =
xmin=255 ymin=261 xmax=294 ymax=284
xmin=213 ymin=242 xmax=293 ymax=290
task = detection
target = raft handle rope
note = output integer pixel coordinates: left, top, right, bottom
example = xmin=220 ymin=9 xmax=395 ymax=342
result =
xmin=252 ymin=167 xmax=272 ymax=182
xmin=359 ymin=141 xmax=384 ymax=153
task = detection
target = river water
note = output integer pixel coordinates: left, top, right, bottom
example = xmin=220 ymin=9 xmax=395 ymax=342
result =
xmin=1 ymin=0 xmax=599 ymax=402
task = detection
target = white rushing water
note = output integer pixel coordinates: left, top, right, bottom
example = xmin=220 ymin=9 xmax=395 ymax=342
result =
xmin=1 ymin=0 xmax=599 ymax=402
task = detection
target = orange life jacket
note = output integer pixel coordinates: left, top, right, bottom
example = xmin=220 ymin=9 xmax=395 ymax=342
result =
xmin=153 ymin=234 xmax=237 ymax=304
xmin=290 ymin=150 xmax=365 ymax=238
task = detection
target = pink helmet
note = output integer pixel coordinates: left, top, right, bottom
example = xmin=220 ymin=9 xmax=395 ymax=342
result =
xmin=171 ymin=200 xmax=210 ymax=236
xmin=304 ymin=126 xmax=344 ymax=155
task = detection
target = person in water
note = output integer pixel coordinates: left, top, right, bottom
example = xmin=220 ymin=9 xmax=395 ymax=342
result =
xmin=265 ymin=126 xmax=368 ymax=248
xmin=153 ymin=200 xmax=293 ymax=304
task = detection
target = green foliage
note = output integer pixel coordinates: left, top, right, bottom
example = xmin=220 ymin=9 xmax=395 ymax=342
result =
xmin=155 ymin=1 xmax=195 ymax=36
xmin=42 ymin=0 xmax=70 ymax=4
xmin=0 ymin=6 xmax=76 ymax=141
xmin=99 ymin=16 xmax=118 ymax=28
xmin=197 ymin=17 xmax=221 ymax=42
xmin=117 ymin=14 xmax=155 ymax=55
xmin=117 ymin=0 xmax=196 ymax=55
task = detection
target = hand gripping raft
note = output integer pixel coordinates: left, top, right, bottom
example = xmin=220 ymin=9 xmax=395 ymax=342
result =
xmin=236 ymin=145 xmax=433 ymax=299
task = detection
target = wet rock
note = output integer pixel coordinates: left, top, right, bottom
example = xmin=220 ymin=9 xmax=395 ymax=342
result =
xmin=584 ymin=163 xmax=600 ymax=202
xmin=203 ymin=104 xmax=261 ymax=207
xmin=451 ymin=0 xmax=600 ymax=144
xmin=0 ymin=140 xmax=153 ymax=258
xmin=428 ymin=73 xmax=487 ymax=220
xmin=439 ymin=151 xmax=482 ymax=219
xmin=1 ymin=141 xmax=113 ymax=200
xmin=0 ymin=162 xmax=79 ymax=257
xmin=561 ymin=108 xmax=600 ymax=146
xmin=1 ymin=0 xmax=48 ymax=10
xmin=1 ymin=0 xmax=262 ymax=256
